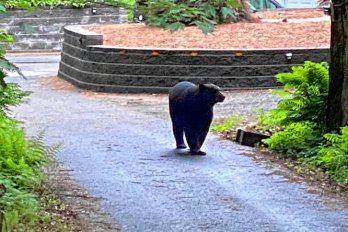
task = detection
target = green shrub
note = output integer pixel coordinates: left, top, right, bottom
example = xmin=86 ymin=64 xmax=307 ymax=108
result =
xmin=0 ymin=116 xmax=50 ymax=187
xmin=261 ymin=61 xmax=329 ymax=157
xmin=0 ymin=84 xmax=29 ymax=113
xmin=266 ymin=61 xmax=329 ymax=131
xmin=137 ymin=0 xmax=243 ymax=33
xmin=259 ymin=61 xmax=348 ymax=185
xmin=0 ymin=2 xmax=58 ymax=230
xmin=0 ymin=176 xmax=38 ymax=231
xmin=0 ymin=114 xmax=54 ymax=231
xmin=0 ymin=17 xmax=29 ymax=113
xmin=263 ymin=121 xmax=320 ymax=157
xmin=306 ymin=127 xmax=348 ymax=184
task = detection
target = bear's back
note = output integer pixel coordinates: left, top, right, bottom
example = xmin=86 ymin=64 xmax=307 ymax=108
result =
xmin=169 ymin=81 xmax=198 ymax=105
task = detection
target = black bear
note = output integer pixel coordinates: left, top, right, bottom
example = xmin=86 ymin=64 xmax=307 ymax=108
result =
xmin=169 ymin=81 xmax=225 ymax=156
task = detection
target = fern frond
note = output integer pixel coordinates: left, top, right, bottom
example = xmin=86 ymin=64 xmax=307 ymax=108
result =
xmin=323 ymin=133 xmax=342 ymax=144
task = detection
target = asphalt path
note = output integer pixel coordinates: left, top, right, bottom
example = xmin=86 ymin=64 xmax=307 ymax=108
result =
xmin=6 ymin=54 xmax=348 ymax=232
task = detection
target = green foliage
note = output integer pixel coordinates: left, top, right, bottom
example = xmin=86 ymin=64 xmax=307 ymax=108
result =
xmin=137 ymin=0 xmax=243 ymax=33
xmin=5 ymin=0 xmax=136 ymax=22
xmin=263 ymin=121 xmax=320 ymax=157
xmin=5 ymin=0 xmax=135 ymax=8
xmin=259 ymin=61 xmax=348 ymax=185
xmin=306 ymin=127 xmax=348 ymax=184
xmin=0 ymin=177 xmax=38 ymax=231
xmin=261 ymin=61 xmax=329 ymax=156
xmin=0 ymin=56 xmax=29 ymax=113
xmin=0 ymin=3 xmax=29 ymax=114
xmin=5 ymin=0 xmax=91 ymax=8
xmin=120 ymin=0 xmax=136 ymax=20
xmin=210 ymin=114 xmax=245 ymax=132
xmin=0 ymin=115 xmax=55 ymax=231
xmin=0 ymin=1 xmax=62 ymax=230
xmin=0 ymin=84 xmax=30 ymax=112
xmin=0 ymin=120 xmax=50 ymax=187
xmin=256 ymin=107 xmax=278 ymax=131
xmin=267 ymin=61 xmax=329 ymax=130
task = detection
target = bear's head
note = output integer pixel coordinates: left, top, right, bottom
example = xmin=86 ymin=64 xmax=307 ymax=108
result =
xmin=199 ymin=83 xmax=225 ymax=105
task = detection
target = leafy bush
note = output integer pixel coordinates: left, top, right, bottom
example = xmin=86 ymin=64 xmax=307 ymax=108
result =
xmin=259 ymin=61 xmax=348 ymax=185
xmin=263 ymin=121 xmax=320 ymax=157
xmin=0 ymin=176 xmax=38 ymax=231
xmin=260 ymin=61 xmax=329 ymax=157
xmin=0 ymin=84 xmax=29 ymax=113
xmin=0 ymin=115 xmax=53 ymax=231
xmin=0 ymin=1 xmax=60 ymax=230
xmin=0 ymin=6 xmax=29 ymax=113
xmin=0 ymin=117 xmax=50 ymax=187
xmin=0 ymin=60 xmax=29 ymax=114
xmin=137 ymin=0 xmax=243 ymax=33
xmin=265 ymin=61 xmax=329 ymax=131
xmin=306 ymin=127 xmax=348 ymax=184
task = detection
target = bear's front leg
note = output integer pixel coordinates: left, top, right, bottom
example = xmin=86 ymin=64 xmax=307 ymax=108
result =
xmin=196 ymin=124 xmax=210 ymax=153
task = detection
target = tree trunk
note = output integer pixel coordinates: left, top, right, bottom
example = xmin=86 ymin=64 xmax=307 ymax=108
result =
xmin=326 ymin=0 xmax=348 ymax=131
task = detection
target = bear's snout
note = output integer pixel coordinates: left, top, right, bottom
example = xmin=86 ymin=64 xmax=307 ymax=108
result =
xmin=217 ymin=93 xmax=225 ymax=103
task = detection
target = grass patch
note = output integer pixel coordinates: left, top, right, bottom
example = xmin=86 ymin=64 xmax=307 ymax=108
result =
xmin=210 ymin=114 xmax=245 ymax=132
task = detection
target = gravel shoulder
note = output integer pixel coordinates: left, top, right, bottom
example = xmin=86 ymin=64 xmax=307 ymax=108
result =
xmin=46 ymin=161 xmax=122 ymax=232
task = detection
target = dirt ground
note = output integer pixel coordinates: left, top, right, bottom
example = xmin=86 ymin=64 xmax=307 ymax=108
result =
xmin=88 ymin=8 xmax=330 ymax=49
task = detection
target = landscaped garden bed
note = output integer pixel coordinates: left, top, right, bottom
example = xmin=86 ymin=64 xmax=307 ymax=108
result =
xmin=88 ymin=8 xmax=329 ymax=49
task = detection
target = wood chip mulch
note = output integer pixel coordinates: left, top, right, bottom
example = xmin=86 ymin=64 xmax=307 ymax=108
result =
xmin=88 ymin=8 xmax=330 ymax=49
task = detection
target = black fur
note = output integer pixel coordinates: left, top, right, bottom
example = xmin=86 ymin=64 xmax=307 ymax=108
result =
xmin=169 ymin=81 xmax=225 ymax=155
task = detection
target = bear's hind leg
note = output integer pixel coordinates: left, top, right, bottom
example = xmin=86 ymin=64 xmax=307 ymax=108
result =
xmin=173 ymin=124 xmax=187 ymax=149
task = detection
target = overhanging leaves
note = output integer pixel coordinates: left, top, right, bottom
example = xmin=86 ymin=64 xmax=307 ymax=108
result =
xmin=137 ymin=0 xmax=243 ymax=33
xmin=168 ymin=22 xmax=185 ymax=32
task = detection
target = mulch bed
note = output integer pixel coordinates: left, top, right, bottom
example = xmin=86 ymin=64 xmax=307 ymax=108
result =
xmin=88 ymin=8 xmax=330 ymax=49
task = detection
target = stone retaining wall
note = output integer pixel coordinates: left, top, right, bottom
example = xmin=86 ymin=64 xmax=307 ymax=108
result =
xmin=58 ymin=25 xmax=330 ymax=93
xmin=0 ymin=5 xmax=127 ymax=51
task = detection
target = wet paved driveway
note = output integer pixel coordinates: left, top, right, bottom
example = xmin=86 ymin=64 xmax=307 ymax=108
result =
xmin=6 ymin=54 xmax=348 ymax=232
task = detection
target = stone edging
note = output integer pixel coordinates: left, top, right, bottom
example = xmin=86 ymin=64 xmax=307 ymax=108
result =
xmin=58 ymin=25 xmax=329 ymax=93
